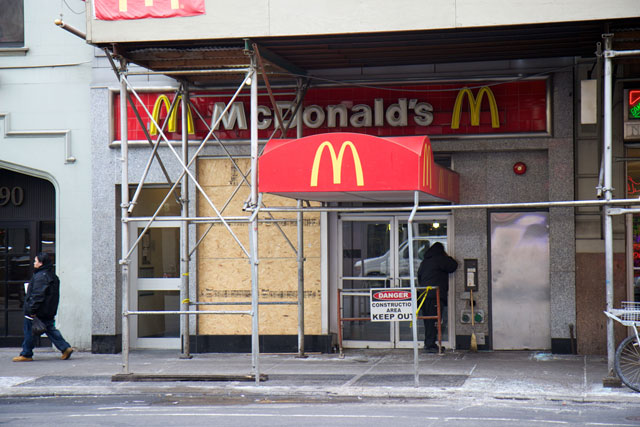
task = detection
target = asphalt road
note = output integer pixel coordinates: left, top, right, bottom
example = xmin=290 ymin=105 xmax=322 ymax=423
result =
xmin=1 ymin=394 xmax=639 ymax=426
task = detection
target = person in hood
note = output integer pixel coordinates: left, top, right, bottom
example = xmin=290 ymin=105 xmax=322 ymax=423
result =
xmin=13 ymin=252 xmax=73 ymax=362
xmin=417 ymin=242 xmax=458 ymax=353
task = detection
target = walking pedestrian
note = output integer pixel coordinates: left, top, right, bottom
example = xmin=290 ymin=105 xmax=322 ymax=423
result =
xmin=12 ymin=252 xmax=73 ymax=362
xmin=417 ymin=242 xmax=458 ymax=353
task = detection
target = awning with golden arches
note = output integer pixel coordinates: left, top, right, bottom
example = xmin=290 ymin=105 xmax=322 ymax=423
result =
xmin=258 ymin=133 xmax=459 ymax=203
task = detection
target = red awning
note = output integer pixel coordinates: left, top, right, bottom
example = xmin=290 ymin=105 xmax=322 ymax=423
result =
xmin=258 ymin=133 xmax=459 ymax=203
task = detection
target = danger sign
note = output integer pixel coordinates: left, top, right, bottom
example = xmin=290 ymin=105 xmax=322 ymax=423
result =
xmin=370 ymin=288 xmax=414 ymax=322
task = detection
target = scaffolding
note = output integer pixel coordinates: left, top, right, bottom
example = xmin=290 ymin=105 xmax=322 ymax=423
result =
xmin=107 ymin=43 xmax=315 ymax=384
xmin=91 ymin=36 xmax=640 ymax=387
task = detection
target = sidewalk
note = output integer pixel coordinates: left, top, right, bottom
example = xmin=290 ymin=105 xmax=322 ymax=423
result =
xmin=0 ymin=347 xmax=637 ymax=403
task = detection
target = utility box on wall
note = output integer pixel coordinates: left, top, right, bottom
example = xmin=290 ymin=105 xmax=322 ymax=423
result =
xmin=464 ymin=259 xmax=478 ymax=291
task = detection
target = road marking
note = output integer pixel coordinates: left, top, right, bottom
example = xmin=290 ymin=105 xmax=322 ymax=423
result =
xmin=586 ymin=424 xmax=640 ymax=427
xmin=72 ymin=413 xmax=438 ymax=419
xmin=445 ymin=417 xmax=567 ymax=424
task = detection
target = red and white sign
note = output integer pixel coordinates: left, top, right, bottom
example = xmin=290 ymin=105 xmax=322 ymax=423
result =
xmin=94 ymin=0 xmax=205 ymax=20
xmin=113 ymin=80 xmax=548 ymax=141
xmin=373 ymin=291 xmax=411 ymax=300
xmin=370 ymin=288 xmax=413 ymax=322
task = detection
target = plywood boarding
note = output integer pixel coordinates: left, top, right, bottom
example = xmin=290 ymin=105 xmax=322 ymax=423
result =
xmin=196 ymin=158 xmax=322 ymax=335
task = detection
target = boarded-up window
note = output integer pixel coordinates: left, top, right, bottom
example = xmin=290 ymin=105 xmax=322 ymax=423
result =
xmin=196 ymin=158 xmax=322 ymax=335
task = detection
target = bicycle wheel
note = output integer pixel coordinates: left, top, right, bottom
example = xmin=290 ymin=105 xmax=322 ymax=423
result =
xmin=615 ymin=335 xmax=640 ymax=392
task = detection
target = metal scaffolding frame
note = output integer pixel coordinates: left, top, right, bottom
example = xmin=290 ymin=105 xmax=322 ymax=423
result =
xmin=110 ymin=44 xmax=316 ymax=384
xmin=600 ymin=37 xmax=640 ymax=379
xmin=104 ymin=36 xmax=640 ymax=387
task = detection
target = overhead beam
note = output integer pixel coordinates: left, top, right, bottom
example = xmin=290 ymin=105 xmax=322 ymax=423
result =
xmin=244 ymin=39 xmax=307 ymax=77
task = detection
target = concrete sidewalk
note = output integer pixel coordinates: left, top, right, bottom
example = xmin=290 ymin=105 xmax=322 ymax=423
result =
xmin=0 ymin=347 xmax=638 ymax=403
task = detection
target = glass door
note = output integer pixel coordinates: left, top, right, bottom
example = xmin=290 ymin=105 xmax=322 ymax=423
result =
xmin=395 ymin=216 xmax=451 ymax=349
xmin=129 ymin=222 xmax=181 ymax=349
xmin=0 ymin=222 xmax=35 ymax=345
xmin=339 ymin=214 xmax=451 ymax=349
xmin=340 ymin=217 xmax=394 ymax=347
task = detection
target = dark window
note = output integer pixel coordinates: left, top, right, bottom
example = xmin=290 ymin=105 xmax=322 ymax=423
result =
xmin=129 ymin=186 xmax=181 ymax=217
xmin=0 ymin=0 xmax=24 ymax=47
xmin=628 ymin=148 xmax=640 ymax=302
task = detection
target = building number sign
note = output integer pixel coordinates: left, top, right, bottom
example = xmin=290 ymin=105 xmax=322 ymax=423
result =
xmin=0 ymin=187 xmax=24 ymax=207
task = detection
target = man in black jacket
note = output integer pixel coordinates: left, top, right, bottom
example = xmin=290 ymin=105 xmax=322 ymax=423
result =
xmin=13 ymin=252 xmax=73 ymax=362
xmin=417 ymin=242 xmax=458 ymax=353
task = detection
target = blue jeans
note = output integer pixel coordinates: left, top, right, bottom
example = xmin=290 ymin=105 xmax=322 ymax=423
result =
xmin=21 ymin=317 xmax=71 ymax=358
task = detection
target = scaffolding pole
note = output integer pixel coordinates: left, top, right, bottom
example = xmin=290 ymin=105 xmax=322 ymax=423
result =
xmin=297 ymin=199 xmax=306 ymax=358
xmin=246 ymin=198 xmax=640 ymax=214
xmin=119 ymin=60 xmax=131 ymax=374
xmin=602 ymin=38 xmax=640 ymax=378
xmin=180 ymin=85 xmax=192 ymax=359
xmin=603 ymin=34 xmax=615 ymax=379
xmin=296 ymin=76 xmax=307 ymax=358
xmin=249 ymin=53 xmax=261 ymax=385
xmin=408 ymin=191 xmax=420 ymax=387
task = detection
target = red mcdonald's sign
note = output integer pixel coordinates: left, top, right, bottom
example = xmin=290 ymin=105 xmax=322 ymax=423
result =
xmin=94 ymin=0 xmax=205 ymax=20
xmin=113 ymin=80 xmax=547 ymax=142
xmin=259 ymin=133 xmax=459 ymax=203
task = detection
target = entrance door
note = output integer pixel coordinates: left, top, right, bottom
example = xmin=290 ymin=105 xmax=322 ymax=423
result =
xmin=129 ymin=222 xmax=181 ymax=349
xmin=396 ymin=219 xmax=451 ymax=348
xmin=0 ymin=169 xmax=55 ymax=347
xmin=490 ymin=211 xmax=550 ymax=350
xmin=0 ymin=222 xmax=35 ymax=345
xmin=340 ymin=215 xmax=451 ymax=349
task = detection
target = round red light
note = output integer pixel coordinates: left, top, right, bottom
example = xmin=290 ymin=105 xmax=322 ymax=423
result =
xmin=513 ymin=162 xmax=527 ymax=175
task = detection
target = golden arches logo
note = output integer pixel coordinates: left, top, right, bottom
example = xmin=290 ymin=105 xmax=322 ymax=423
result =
xmin=119 ymin=0 xmax=180 ymax=12
xmin=310 ymin=141 xmax=364 ymax=187
xmin=149 ymin=95 xmax=195 ymax=136
xmin=451 ymin=86 xmax=500 ymax=129
xmin=423 ymin=143 xmax=432 ymax=188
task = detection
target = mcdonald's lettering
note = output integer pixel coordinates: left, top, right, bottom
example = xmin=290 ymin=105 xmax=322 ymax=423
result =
xmin=310 ymin=141 xmax=364 ymax=187
xmin=451 ymin=87 xmax=500 ymax=130
xmin=149 ymin=95 xmax=195 ymax=136
xmin=116 ymin=81 xmax=545 ymax=141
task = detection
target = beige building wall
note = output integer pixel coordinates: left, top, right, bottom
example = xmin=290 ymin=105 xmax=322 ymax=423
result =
xmin=196 ymin=158 xmax=322 ymax=335
xmin=87 ymin=0 xmax=640 ymax=44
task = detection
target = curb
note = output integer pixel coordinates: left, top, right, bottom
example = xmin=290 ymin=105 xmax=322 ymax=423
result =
xmin=1 ymin=382 xmax=637 ymax=404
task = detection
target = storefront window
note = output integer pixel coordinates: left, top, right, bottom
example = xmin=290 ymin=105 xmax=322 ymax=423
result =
xmin=627 ymin=148 xmax=640 ymax=301
xmin=0 ymin=0 xmax=24 ymax=48
xmin=129 ymin=187 xmax=181 ymax=217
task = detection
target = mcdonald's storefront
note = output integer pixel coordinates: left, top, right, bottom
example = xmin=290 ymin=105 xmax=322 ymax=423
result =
xmin=99 ymin=74 xmax=578 ymax=354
